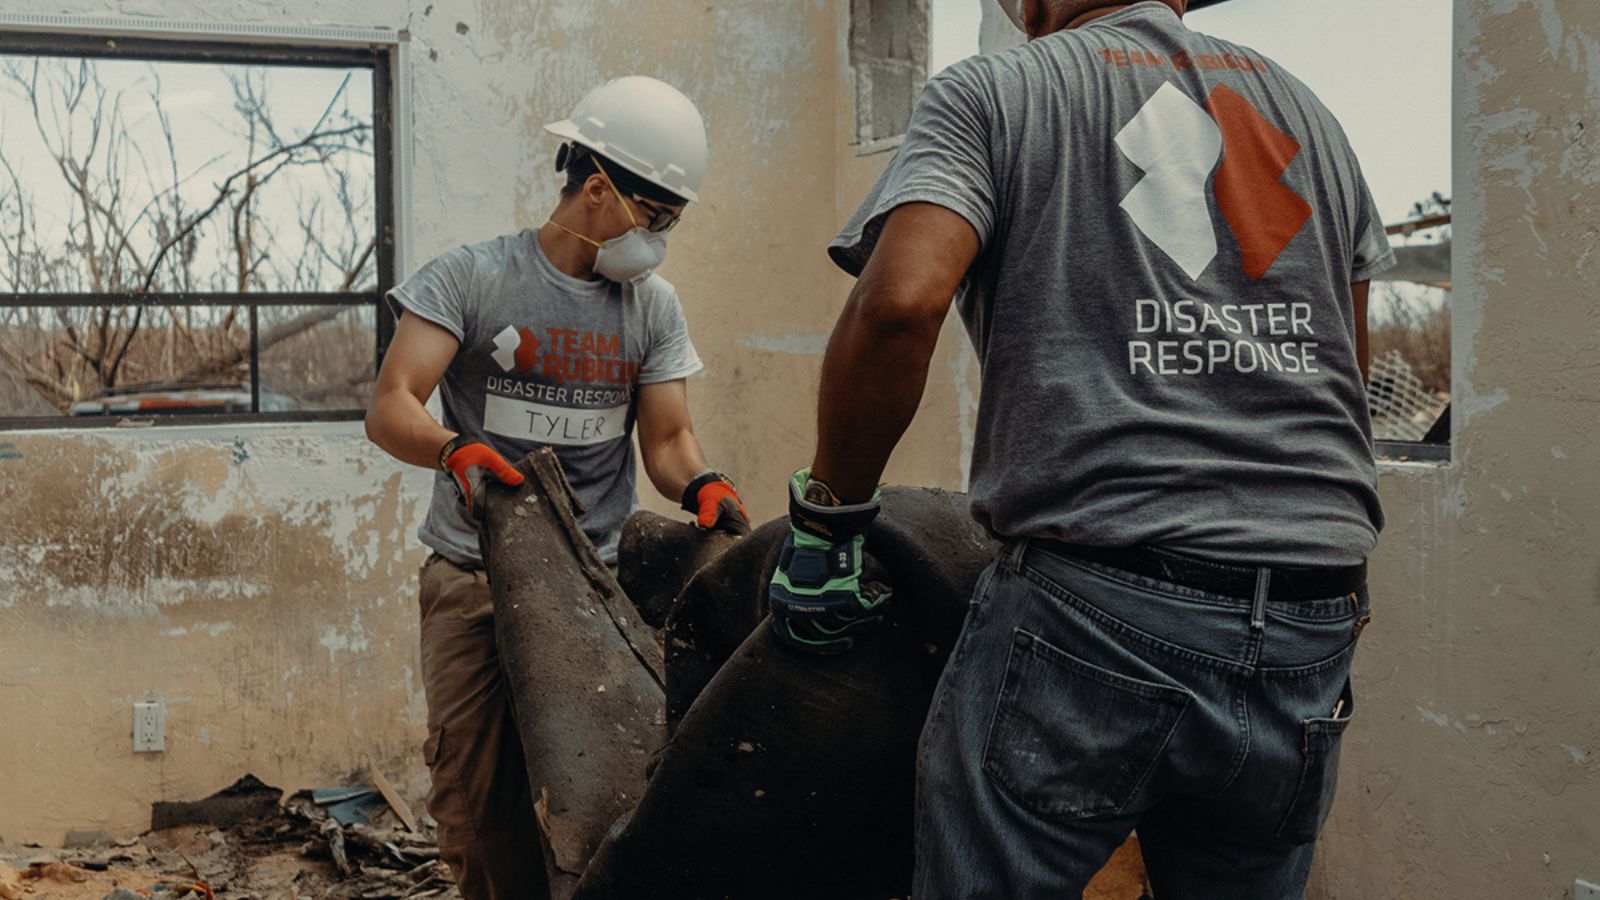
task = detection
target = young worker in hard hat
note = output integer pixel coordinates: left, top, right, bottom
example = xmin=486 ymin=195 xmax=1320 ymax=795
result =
xmin=365 ymin=76 xmax=748 ymax=898
xmin=768 ymin=0 xmax=1394 ymax=896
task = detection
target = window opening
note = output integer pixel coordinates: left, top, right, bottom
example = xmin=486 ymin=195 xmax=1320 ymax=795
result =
xmin=850 ymin=0 xmax=930 ymax=151
xmin=0 ymin=31 xmax=395 ymax=427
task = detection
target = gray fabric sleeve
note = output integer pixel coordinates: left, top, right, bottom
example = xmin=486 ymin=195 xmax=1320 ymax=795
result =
xmin=386 ymin=244 xmax=476 ymax=342
xmin=828 ymin=65 xmax=997 ymax=277
xmin=1350 ymin=178 xmax=1397 ymax=283
xmin=638 ymin=287 xmax=704 ymax=384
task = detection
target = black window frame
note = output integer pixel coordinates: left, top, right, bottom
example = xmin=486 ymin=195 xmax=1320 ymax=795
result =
xmin=0 ymin=30 xmax=397 ymax=429
xmin=1372 ymin=213 xmax=1453 ymax=463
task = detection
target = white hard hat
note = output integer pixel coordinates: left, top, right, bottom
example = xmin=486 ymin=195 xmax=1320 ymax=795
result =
xmin=544 ymin=76 xmax=709 ymax=204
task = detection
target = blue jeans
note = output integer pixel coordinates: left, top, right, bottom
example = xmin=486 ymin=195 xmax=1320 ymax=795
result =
xmin=915 ymin=540 xmax=1367 ymax=899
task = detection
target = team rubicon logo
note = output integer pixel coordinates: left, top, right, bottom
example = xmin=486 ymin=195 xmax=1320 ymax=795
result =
xmin=1117 ymin=82 xmax=1312 ymax=282
xmin=492 ymin=325 xmax=542 ymax=373
xmin=489 ymin=324 xmax=638 ymax=386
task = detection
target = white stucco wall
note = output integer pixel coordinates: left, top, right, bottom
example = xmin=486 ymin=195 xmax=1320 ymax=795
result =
xmin=1313 ymin=2 xmax=1600 ymax=896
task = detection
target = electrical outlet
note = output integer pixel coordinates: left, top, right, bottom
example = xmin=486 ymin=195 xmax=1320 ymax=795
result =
xmin=133 ymin=700 xmax=165 ymax=753
xmin=1576 ymin=878 xmax=1600 ymax=900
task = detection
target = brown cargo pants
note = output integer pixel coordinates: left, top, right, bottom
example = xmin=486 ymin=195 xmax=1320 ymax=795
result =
xmin=417 ymin=553 xmax=550 ymax=900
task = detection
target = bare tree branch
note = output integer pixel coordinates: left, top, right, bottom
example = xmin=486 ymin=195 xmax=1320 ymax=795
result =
xmin=140 ymin=122 xmax=368 ymax=292
xmin=0 ymin=58 xmax=378 ymax=413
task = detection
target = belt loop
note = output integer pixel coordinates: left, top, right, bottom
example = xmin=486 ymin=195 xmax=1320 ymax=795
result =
xmin=1004 ymin=538 xmax=1028 ymax=574
xmin=1251 ymin=567 xmax=1271 ymax=630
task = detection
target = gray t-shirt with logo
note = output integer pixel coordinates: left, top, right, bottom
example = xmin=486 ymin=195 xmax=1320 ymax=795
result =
xmin=388 ymin=230 xmax=703 ymax=566
xmin=832 ymin=3 xmax=1395 ymax=566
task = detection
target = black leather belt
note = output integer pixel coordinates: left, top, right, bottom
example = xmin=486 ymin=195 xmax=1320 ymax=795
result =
xmin=1031 ymin=540 xmax=1366 ymax=603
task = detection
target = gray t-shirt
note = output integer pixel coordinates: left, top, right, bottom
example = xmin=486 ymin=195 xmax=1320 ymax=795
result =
xmin=832 ymin=3 xmax=1395 ymax=567
xmin=389 ymin=230 xmax=703 ymax=566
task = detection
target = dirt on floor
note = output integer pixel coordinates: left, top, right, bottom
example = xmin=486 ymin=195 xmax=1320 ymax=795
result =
xmin=2 ymin=826 xmax=1146 ymax=899
xmin=0 ymin=799 xmax=458 ymax=900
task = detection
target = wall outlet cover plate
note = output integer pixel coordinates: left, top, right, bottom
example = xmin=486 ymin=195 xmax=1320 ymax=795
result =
xmin=133 ymin=700 xmax=165 ymax=753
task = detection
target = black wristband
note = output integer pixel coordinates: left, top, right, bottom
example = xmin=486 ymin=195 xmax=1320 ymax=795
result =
xmin=681 ymin=470 xmax=731 ymax=513
xmin=788 ymin=476 xmax=881 ymax=541
xmin=437 ymin=436 xmax=461 ymax=471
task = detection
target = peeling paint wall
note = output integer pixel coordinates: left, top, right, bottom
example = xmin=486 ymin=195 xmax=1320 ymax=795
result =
xmin=0 ymin=0 xmax=954 ymax=843
xmin=1312 ymin=1 xmax=1600 ymax=896
xmin=0 ymin=425 xmax=433 ymax=842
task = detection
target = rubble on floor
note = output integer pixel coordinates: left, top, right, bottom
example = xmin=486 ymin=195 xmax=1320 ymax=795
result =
xmin=0 ymin=778 xmax=458 ymax=900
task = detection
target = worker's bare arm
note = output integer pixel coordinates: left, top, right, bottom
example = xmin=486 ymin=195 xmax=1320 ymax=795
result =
xmin=635 ymin=378 xmax=710 ymax=501
xmin=365 ymin=311 xmax=461 ymax=468
xmin=1352 ymin=281 xmax=1370 ymax=383
xmin=809 ymin=202 xmax=981 ymax=503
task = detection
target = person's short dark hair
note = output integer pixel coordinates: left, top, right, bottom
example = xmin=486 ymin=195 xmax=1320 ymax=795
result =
xmin=557 ymin=143 xmax=687 ymax=207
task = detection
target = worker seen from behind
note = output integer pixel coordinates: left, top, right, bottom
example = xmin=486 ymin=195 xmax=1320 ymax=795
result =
xmin=767 ymin=0 xmax=1394 ymax=896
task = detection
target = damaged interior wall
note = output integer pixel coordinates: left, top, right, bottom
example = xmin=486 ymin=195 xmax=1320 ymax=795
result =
xmin=1310 ymin=1 xmax=1600 ymax=896
xmin=0 ymin=0 xmax=966 ymax=843
xmin=0 ymin=427 xmax=432 ymax=843
xmin=13 ymin=6 xmax=1594 ymax=894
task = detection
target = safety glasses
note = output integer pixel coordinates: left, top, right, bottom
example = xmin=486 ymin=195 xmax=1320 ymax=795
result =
xmin=629 ymin=194 xmax=684 ymax=233
xmin=589 ymin=153 xmax=684 ymax=234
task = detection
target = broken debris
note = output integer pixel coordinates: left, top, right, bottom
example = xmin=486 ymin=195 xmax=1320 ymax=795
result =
xmin=368 ymin=759 xmax=422 ymax=835
xmin=310 ymin=787 xmax=388 ymax=827
xmin=62 ymin=830 xmax=113 ymax=850
xmin=1 ymin=778 xmax=457 ymax=899
xmin=149 ymin=775 xmax=282 ymax=832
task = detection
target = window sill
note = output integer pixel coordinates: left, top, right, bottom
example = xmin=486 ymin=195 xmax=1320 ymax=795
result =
xmin=1375 ymin=439 xmax=1452 ymax=466
xmin=0 ymin=411 xmax=365 ymax=436
xmin=853 ymin=134 xmax=904 ymax=157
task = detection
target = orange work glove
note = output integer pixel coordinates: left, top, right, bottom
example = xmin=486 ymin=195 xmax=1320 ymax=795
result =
xmin=439 ymin=438 xmax=525 ymax=515
xmin=681 ymin=470 xmax=751 ymax=535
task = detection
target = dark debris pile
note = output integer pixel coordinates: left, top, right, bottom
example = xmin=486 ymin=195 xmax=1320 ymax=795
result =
xmin=0 ymin=776 xmax=459 ymax=900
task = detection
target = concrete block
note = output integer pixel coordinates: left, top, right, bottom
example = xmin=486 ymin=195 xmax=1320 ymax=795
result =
xmin=61 ymin=830 xmax=112 ymax=849
xmin=869 ymin=61 xmax=916 ymax=139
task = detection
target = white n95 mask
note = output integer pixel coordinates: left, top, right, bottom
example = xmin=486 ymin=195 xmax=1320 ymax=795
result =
xmin=593 ymin=227 xmax=668 ymax=286
xmin=550 ymin=154 xmax=674 ymax=285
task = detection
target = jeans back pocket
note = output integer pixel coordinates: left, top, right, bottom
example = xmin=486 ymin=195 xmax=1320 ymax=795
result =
xmin=1277 ymin=677 xmax=1356 ymax=844
xmin=983 ymin=628 xmax=1190 ymax=821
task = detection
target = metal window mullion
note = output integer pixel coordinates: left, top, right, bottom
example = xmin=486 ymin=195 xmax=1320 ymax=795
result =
xmin=249 ymin=307 xmax=261 ymax=413
xmin=372 ymin=46 xmax=397 ymax=371
xmin=0 ymin=292 xmax=379 ymax=308
xmin=0 ymin=30 xmax=383 ymax=67
xmin=0 ymin=410 xmax=365 ymax=429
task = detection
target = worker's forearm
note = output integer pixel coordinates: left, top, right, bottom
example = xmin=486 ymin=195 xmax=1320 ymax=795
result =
xmin=366 ymin=387 xmax=455 ymax=470
xmin=810 ymin=301 xmax=942 ymax=503
xmin=1352 ymin=281 xmax=1371 ymax=384
xmin=642 ymin=428 xmax=709 ymax=501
